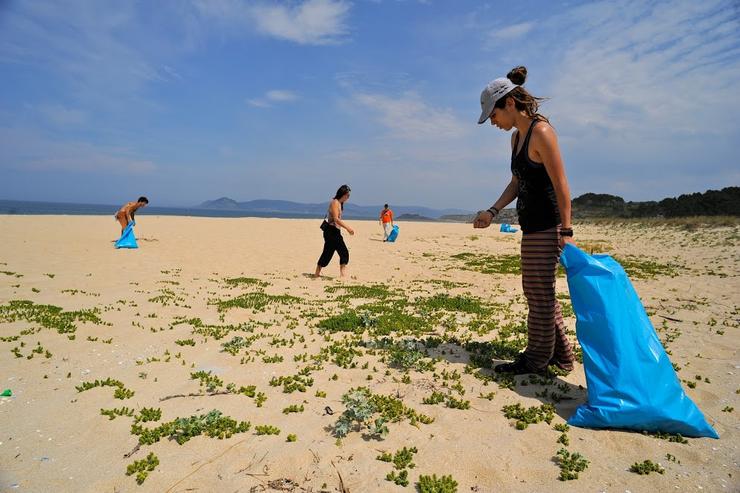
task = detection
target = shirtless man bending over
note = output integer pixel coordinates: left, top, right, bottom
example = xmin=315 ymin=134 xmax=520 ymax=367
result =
xmin=115 ymin=196 xmax=148 ymax=233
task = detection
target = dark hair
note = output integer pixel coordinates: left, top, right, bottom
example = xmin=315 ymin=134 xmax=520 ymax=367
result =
xmin=494 ymin=66 xmax=550 ymax=124
xmin=138 ymin=196 xmax=149 ymax=204
xmin=384 ymin=203 xmax=389 ymax=208
xmin=334 ymin=185 xmax=351 ymax=200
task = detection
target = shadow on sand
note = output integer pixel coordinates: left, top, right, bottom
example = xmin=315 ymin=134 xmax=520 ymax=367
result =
xmin=401 ymin=338 xmax=586 ymax=421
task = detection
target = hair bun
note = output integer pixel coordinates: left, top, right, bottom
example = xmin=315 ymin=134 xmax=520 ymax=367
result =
xmin=507 ymin=66 xmax=527 ymax=85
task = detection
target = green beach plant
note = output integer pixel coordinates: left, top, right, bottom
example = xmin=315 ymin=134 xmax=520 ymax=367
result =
xmin=629 ymin=460 xmax=665 ymax=475
xmin=126 ymin=452 xmax=159 ymax=485
xmin=556 ymin=448 xmax=589 ymax=480
xmin=417 ymin=474 xmax=458 ymax=493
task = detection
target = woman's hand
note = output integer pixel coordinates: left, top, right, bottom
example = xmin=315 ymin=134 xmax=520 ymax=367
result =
xmin=473 ymin=210 xmax=493 ymax=229
xmin=559 ymin=235 xmax=575 ymax=248
xmin=346 ymin=227 xmax=355 ymax=236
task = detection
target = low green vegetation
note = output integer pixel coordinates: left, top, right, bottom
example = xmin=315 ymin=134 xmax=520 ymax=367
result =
xmin=450 ymin=253 xmax=521 ymax=275
xmin=215 ymin=292 xmax=302 ymax=312
xmin=270 ymin=371 xmax=314 ymax=393
xmin=556 ymin=448 xmax=589 ymax=480
xmin=334 ymin=387 xmax=433 ymax=439
xmin=224 ymin=277 xmax=269 ymax=288
xmin=76 ymin=378 xmax=135 ymax=400
xmin=417 ymin=474 xmax=458 ymax=493
xmin=629 ymin=459 xmax=665 ymax=475
xmin=132 ymin=409 xmax=251 ymax=446
xmin=502 ymin=403 xmax=555 ymax=430
xmin=0 ymin=299 xmax=104 ymax=334
xmin=325 ymin=284 xmax=398 ymax=300
xmin=613 ymin=255 xmax=680 ymax=279
xmin=377 ymin=446 xmax=417 ymax=471
xmin=101 ymin=407 xmax=135 ymax=420
xmin=255 ymin=424 xmax=281 ymax=435
xmin=126 ymin=452 xmax=159 ymax=485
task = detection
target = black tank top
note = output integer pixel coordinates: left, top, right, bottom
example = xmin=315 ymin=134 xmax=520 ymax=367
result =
xmin=511 ymin=119 xmax=560 ymax=233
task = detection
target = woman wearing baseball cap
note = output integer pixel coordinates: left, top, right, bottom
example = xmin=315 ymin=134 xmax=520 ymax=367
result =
xmin=473 ymin=66 xmax=576 ymax=375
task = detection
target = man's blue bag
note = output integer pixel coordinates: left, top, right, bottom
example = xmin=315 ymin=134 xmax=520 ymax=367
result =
xmin=499 ymin=223 xmax=518 ymax=233
xmin=560 ymin=244 xmax=718 ymax=438
xmin=387 ymin=225 xmax=399 ymax=242
xmin=115 ymin=221 xmax=138 ymax=249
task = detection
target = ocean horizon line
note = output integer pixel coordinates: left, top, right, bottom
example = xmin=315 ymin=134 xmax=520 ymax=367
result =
xmin=0 ymin=199 xmax=471 ymax=221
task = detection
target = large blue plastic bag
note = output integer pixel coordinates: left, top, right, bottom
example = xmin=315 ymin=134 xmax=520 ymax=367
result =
xmin=560 ymin=244 xmax=718 ymax=438
xmin=115 ymin=221 xmax=138 ymax=249
xmin=387 ymin=225 xmax=399 ymax=242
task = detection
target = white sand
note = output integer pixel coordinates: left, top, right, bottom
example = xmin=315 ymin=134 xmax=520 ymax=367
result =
xmin=0 ymin=215 xmax=737 ymax=492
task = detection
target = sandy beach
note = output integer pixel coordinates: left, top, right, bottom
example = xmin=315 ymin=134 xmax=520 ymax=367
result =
xmin=0 ymin=215 xmax=737 ymax=492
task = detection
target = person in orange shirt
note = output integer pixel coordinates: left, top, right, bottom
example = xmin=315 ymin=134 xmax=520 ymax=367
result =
xmin=379 ymin=204 xmax=394 ymax=241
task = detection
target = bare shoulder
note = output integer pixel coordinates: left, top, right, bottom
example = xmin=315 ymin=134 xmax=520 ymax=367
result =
xmin=532 ymin=121 xmax=557 ymax=142
xmin=510 ymin=129 xmax=518 ymax=149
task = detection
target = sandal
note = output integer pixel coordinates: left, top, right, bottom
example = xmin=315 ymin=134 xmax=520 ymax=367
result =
xmin=494 ymin=354 xmax=542 ymax=375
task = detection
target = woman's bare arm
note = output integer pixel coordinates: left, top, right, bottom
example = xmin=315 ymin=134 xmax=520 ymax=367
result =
xmin=532 ymin=125 xmax=572 ymax=229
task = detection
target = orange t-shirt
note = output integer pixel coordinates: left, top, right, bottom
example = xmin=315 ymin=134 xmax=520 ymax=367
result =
xmin=381 ymin=209 xmax=393 ymax=223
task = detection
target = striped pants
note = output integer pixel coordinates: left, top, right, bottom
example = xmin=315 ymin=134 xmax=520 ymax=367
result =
xmin=520 ymin=226 xmax=575 ymax=371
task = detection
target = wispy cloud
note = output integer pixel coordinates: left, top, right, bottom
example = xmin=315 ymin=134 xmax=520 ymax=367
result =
xmin=247 ymin=89 xmax=299 ymax=107
xmin=352 ymin=91 xmax=468 ymax=141
xmin=251 ymin=0 xmax=350 ymax=44
xmin=542 ymin=0 xmax=740 ymax=138
xmin=192 ymin=0 xmax=351 ymax=45
xmin=266 ymin=90 xmax=298 ymax=102
xmin=493 ymin=0 xmax=740 ymax=199
xmin=0 ymin=126 xmax=156 ymax=175
xmin=35 ymin=104 xmax=88 ymax=126
xmin=489 ymin=21 xmax=534 ymax=41
xmin=0 ymin=1 xmax=183 ymax=111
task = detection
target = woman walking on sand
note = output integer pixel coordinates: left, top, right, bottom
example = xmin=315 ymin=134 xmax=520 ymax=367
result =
xmin=315 ymin=185 xmax=354 ymax=278
xmin=473 ymin=66 xmax=576 ymax=375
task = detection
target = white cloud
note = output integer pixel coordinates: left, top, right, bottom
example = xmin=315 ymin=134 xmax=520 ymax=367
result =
xmin=542 ymin=0 xmax=740 ymax=139
xmin=252 ymin=0 xmax=350 ymax=45
xmin=192 ymin=0 xmax=350 ymax=45
xmin=246 ymin=99 xmax=271 ymax=108
xmin=489 ymin=22 xmax=534 ymax=41
xmin=247 ymin=89 xmax=299 ymax=108
xmin=266 ymin=90 xmax=298 ymax=102
xmin=498 ymin=0 xmax=740 ymax=199
xmin=353 ymin=91 xmax=468 ymax=141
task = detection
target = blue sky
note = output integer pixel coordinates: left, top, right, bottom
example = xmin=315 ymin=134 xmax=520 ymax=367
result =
xmin=1 ymin=0 xmax=738 ymax=209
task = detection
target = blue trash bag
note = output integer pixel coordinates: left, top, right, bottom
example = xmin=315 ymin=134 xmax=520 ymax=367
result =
xmin=560 ymin=244 xmax=718 ymax=438
xmin=115 ymin=221 xmax=138 ymax=249
xmin=387 ymin=225 xmax=399 ymax=242
xmin=499 ymin=223 xmax=518 ymax=233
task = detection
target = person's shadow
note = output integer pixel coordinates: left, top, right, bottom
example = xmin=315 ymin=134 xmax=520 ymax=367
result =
xmin=302 ymin=273 xmax=331 ymax=279
xmin=403 ymin=338 xmax=586 ymax=420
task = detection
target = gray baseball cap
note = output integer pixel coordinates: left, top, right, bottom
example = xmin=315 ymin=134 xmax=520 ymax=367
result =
xmin=478 ymin=77 xmax=518 ymax=124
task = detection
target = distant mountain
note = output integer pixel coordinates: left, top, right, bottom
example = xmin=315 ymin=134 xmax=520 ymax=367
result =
xmin=197 ymin=187 xmax=740 ymax=222
xmin=197 ymin=198 xmax=473 ymax=219
xmin=200 ymin=197 xmax=241 ymax=209
xmin=395 ymin=213 xmax=436 ymax=222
